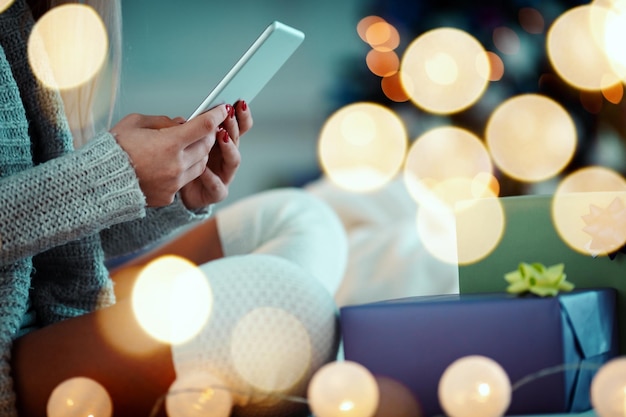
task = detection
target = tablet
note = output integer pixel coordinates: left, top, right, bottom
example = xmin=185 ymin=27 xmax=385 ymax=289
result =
xmin=188 ymin=21 xmax=305 ymax=120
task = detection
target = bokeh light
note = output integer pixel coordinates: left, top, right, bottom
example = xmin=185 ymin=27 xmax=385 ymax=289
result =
xmin=518 ymin=7 xmax=545 ymax=34
xmin=404 ymin=127 xmax=504 ymax=263
xmin=452 ymin=191 xmax=505 ymax=265
xmin=602 ymin=79 xmax=624 ymax=104
xmin=373 ymin=376 xmax=422 ymax=417
xmin=381 ymin=72 xmax=410 ymax=102
xmin=438 ymin=355 xmax=511 ymax=417
xmin=47 ymin=377 xmax=112 ymax=417
xmin=0 ymin=0 xmax=14 ymax=14
xmin=580 ymin=90 xmax=604 ymax=114
xmin=591 ymin=357 xmax=626 ymax=417
xmin=166 ymin=371 xmax=232 ymax=417
xmin=366 ymin=21 xmax=400 ymax=52
xmin=28 ymin=4 xmax=108 ymax=89
xmin=230 ymin=307 xmax=311 ymax=393
xmin=546 ymin=4 xmax=620 ymax=91
xmin=357 ymin=16 xmax=386 ymax=43
xmin=131 ymin=255 xmax=213 ymax=345
xmin=416 ymin=202 xmax=459 ymax=266
xmin=493 ymin=27 xmax=520 ymax=55
xmin=308 ymin=361 xmax=379 ymax=417
xmin=486 ymin=94 xmax=577 ymax=182
xmin=486 ymin=52 xmax=505 ymax=81
xmin=416 ymin=185 xmax=505 ymax=266
xmin=400 ymin=27 xmax=490 ymax=114
xmin=600 ymin=0 xmax=626 ymax=81
xmin=552 ymin=167 xmax=626 ymax=256
xmin=366 ymin=49 xmax=400 ymax=77
xmin=404 ymin=126 xmax=494 ymax=209
xmin=318 ymin=102 xmax=408 ymax=193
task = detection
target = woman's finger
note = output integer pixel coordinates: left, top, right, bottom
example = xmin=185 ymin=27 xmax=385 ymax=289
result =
xmin=235 ymin=100 xmax=253 ymax=135
xmin=220 ymin=104 xmax=240 ymax=147
xmin=213 ymin=128 xmax=241 ymax=184
xmin=166 ymin=104 xmax=228 ymax=147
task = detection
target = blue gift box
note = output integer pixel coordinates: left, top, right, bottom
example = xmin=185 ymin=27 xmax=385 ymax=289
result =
xmin=340 ymin=288 xmax=618 ymax=416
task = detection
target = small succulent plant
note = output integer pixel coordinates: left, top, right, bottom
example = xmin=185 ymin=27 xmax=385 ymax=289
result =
xmin=504 ymin=262 xmax=575 ymax=297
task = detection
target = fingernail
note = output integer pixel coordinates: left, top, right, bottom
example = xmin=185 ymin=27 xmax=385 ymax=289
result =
xmin=222 ymin=131 xmax=230 ymax=143
xmin=226 ymin=104 xmax=235 ymax=118
xmin=241 ymin=100 xmax=248 ymax=111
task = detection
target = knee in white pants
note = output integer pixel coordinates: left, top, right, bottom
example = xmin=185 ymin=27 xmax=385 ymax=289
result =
xmin=216 ymin=188 xmax=348 ymax=297
xmin=171 ymin=254 xmax=340 ymax=417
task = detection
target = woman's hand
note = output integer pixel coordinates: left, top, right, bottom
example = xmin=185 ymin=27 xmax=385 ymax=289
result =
xmin=179 ymin=100 xmax=253 ymax=209
xmin=110 ymin=105 xmax=229 ymax=207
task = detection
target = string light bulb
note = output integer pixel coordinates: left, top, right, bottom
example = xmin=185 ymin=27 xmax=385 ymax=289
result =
xmin=46 ymin=376 xmax=112 ymax=417
xmin=438 ymin=355 xmax=511 ymax=417
xmin=165 ymin=371 xmax=232 ymax=417
xmin=308 ymin=361 xmax=379 ymax=417
xmin=591 ymin=357 xmax=626 ymax=417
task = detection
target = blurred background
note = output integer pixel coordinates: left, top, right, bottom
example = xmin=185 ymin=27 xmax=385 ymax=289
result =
xmin=117 ymin=0 xmax=366 ymax=206
xmin=117 ymin=0 xmax=626 ymax=213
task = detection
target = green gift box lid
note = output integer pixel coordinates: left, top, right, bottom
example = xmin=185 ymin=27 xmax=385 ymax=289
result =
xmin=458 ymin=193 xmax=626 ymax=353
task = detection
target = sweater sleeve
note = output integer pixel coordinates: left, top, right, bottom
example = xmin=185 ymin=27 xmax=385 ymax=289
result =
xmin=0 ymin=131 xmax=146 ymax=267
xmin=100 ymin=196 xmax=213 ymax=260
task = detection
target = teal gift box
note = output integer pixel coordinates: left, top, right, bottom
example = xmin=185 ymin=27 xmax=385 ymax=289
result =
xmin=340 ymin=288 xmax=618 ymax=416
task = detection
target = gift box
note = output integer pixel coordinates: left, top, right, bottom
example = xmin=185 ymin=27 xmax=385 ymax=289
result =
xmin=458 ymin=194 xmax=626 ymax=353
xmin=340 ymin=288 xmax=618 ymax=416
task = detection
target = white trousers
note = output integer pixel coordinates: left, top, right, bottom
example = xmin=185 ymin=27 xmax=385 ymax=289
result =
xmin=171 ymin=188 xmax=348 ymax=417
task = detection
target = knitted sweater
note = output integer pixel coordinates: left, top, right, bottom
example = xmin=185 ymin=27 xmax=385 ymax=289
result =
xmin=0 ymin=1 xmax=210 ymax=414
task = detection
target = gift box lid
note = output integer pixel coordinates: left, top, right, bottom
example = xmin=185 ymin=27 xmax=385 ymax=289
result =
xmin=458 ymin=193 xmax=626 ymax=353
xmin=340 ymin=288 xmax=618 ymax=416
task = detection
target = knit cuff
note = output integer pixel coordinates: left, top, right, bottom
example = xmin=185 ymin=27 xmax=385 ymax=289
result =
xmin=79 ymin=131 xmax=147 ymax=223
xmin=0 ymin=131 xmax=146 ymax=264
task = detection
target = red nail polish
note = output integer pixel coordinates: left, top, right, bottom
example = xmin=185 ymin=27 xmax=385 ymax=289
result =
xmin=241 ymin=101 xmax=248 ymax=111
xmin=222 ymin=131 xmax=230 ymax=143
xmin=226 ymin=104 xmax=235 ymax=118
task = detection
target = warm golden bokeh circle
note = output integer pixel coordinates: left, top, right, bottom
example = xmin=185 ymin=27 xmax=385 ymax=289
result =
xmin=404 ymin=126 xmax=493 ymax=209
xmin=0 ymin=0 xmax=14 ymax=13
xmin=486 ymin=94 xmax=577 ymax=182
xmin=547 ymin=4 xmax=620 ymax=91
xmin=131 ymin=255 xmax=213 ymax=345
xmin=416 ymin=203 xmax=459 ymax=265
xmin=28 ymin=4 xmax=108 ymax=90
xmin=400 ymin=27 xmax=490 ymax=114
xmin=417 ymin=187 xmax=505 ymax=266
xmin=230 ymin=307 xmax=311 ymax=393
xmin=602 ymin=4 xmax=626 ymax=81
xmin=553 ymin=167 xmax=626 ymax=256
xmin=318 ymin=102 xmax=408 ymax=193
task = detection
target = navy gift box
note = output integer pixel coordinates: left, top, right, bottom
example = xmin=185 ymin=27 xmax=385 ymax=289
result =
xmin=340 ymin=288 xmax=618 ymax=417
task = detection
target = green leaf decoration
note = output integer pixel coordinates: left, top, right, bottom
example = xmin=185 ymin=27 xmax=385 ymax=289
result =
xmin=504 ymin=262 xmax=575 ymax=297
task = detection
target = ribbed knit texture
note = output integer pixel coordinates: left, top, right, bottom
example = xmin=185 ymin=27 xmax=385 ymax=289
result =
xmin=0 ymin=1 xmax=211 ymax=414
